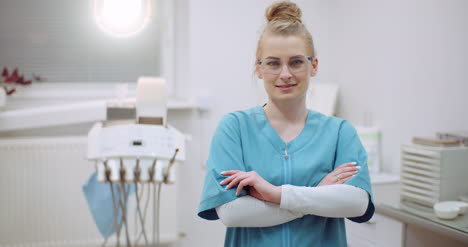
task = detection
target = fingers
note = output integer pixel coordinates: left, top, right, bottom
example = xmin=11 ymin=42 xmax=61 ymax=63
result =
xmin=221 ymin=172 xmax=252 ymax=196
xmin=336 ymin=162 xmax=357 ymax=170
xmin=339 ymin=174 xmax=354 ymax=184
xmin=340 ymin=171 xmax=357 ymax=179
xmin=248 ymin=188 xmax=263 ymax=200
xmin=219 ymin=170 xmax=243 ymax=186
xmin=220 ymin=171 xmax=261 ymax=196
xmin=248 ymin=186 xmax=258 ymax=196
xmin=335 ymin=171 xmax=356 ymax=183
xmin=220 ymin=170 xmax=242 ymax=176
xmin=236 ymin=178 xmax=252 ymax=196
xmin=333 ymin=162 xmax=360 ymax=175
xmin=328 ymin=162 xmax=361 ymax=185
xmin=223 ymin=172 xmax=248 ymax=190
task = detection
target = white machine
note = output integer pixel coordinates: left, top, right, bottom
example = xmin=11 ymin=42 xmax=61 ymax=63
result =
xmin=400 ymin=143 xmax=468 ymax=207
xmin=88 ymin=122 xmax=186 ymax=184
xmin=87 ymin=77 xmax=185 ymax=247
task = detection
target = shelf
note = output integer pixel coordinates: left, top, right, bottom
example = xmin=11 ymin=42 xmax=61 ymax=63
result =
xmin=378 ymin=202 xmax=468 ymax=244
xmin=0 ymin=82 xmax=210 ymax=132
xmin=0 ymin=97 xmax=204 ymax=132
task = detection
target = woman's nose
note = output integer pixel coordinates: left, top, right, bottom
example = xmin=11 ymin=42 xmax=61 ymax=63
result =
xmin=279 ymin=64 xmax=292 ymax=80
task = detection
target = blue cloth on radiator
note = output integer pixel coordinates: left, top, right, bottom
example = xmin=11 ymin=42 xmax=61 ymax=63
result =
xmin=82 ymin=172 xmax=135 ymax=238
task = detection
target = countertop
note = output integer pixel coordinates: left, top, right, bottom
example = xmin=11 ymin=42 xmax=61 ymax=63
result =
xmin=377 ymin=201 xmax=468 ymax=244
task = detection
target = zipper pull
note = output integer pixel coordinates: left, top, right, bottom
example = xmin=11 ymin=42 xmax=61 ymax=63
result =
xmin=284 ymin=144 xmax=289 ymax=160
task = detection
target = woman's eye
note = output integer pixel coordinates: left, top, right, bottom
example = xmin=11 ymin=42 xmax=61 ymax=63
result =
xmin=290 ymin=59 xmax=304 ymax=66
xmin=266 ymin=61 xmax=280 ymax=67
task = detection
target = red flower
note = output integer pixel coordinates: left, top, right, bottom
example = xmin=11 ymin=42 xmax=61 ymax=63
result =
xmin=6 ymin=88 xmax=16 ymax=95
xmin=19 ymin=80 xmax=32 ymax=85
xmin=11 ymin=68 xmax=18 ymax=78
xmin=1 ymin=67 xmax=40 ymax=95
xmin=1 ymin=67 xmax=8 ymax=77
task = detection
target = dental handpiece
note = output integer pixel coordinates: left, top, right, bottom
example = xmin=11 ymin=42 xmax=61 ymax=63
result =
xmin=163 ymin=148 xmax=179 ymax=183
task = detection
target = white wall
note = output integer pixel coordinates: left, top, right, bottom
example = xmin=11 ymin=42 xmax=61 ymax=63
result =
xmin=327 ymin=0 xmax=468 ymax=173
xmin=178 ymin=0 xmax=468 ymax=246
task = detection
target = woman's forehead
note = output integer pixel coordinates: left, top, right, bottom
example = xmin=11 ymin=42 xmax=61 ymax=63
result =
xmin=259 ymin=34 xmax=308 ymax=57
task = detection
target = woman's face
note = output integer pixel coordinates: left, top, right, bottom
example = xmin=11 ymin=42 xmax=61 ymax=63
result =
xmin=256 ymin=34 xmax=318 ymax=104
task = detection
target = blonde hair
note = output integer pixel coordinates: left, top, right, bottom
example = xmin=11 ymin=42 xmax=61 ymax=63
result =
xmin=256 ymin=1 xmax=316 ymax=60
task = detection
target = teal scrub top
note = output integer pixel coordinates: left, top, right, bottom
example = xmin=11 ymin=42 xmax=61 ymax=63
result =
xmin=198 ymin=106 xmax=374 ymax=247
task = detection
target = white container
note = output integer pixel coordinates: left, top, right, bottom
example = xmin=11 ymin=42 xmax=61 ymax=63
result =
xmin=356 ymin=126 xmax=381 ymax=173
xmin=433 ymin=201 xmax=468 ymax=219
xmin=136 ymin=77 xmax=167 ymax=125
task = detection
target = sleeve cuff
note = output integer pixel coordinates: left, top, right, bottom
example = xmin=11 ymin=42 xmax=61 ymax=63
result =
xmin=279 ymin=184 xmax=294 ymax=210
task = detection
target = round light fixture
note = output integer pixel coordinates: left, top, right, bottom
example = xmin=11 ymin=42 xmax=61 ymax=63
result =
xmin=94 ymin=0 xmax=151 ymax=37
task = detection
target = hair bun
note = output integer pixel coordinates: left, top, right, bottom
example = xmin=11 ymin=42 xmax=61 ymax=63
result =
xmin=265 ymin=1 xmax=302 ymax=24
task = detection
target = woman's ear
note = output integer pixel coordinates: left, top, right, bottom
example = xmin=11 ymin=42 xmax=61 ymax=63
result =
xmin=310 ymin=57 xmax=318 ymax=77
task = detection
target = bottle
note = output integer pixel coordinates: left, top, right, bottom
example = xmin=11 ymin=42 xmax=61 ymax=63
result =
xmin=356 ymin=126 xmax=381 ymax=174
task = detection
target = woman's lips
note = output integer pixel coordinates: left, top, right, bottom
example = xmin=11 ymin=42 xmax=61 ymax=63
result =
xmin=275 ymin=84 xmax=297 ymax=91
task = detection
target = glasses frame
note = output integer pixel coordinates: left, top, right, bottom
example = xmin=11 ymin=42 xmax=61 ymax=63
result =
xmin=257 ymin=55 xmax=313 ymax=75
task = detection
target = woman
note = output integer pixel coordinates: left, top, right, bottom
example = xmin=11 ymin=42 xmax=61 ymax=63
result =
xmin=198 ymin=1 xmax=374 ymax=246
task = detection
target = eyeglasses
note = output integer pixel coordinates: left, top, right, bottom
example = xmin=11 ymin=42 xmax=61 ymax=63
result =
xmin=257 ymin=55 xmax=312 ymax=75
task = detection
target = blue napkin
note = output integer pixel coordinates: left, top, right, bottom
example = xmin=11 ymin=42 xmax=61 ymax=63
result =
xmin=82 ymin=172 xmax=135 ymax=237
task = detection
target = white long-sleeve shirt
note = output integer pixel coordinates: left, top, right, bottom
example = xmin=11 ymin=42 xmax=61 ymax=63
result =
xmin=216 ymin=184 xmax=369 ymax=227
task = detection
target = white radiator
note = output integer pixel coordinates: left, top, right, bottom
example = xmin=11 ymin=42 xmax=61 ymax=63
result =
xmin=0 ymin=137 xmax=177 ymax=247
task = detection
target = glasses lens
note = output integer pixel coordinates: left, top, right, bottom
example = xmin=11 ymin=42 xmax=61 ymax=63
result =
xmin=288 ymin=56 xmax=308 ymax=73
xmin=260 ymin=56 xmax=310 ymax=74
xmin=262 ymin=59 xmax=281 ymax=74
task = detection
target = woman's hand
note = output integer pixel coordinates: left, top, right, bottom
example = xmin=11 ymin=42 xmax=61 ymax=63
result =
xmin=220 ymin=170 xmax=281 ymax=204
xmin=318 ymin=162 xmax=360 ymax=186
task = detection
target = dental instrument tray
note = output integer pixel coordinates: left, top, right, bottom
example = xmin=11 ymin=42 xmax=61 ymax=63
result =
xmin=87 ymin=122 xmax=186 ymax=184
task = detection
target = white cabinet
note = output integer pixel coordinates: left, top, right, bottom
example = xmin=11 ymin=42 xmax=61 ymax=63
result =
xmin=346 ymin=173 xmax=403 ymax=247
xmin=346 ymin=213 xmax=404 ymax=247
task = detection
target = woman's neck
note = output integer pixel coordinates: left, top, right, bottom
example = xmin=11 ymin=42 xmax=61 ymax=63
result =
xmin=264 ymin=98 xmax=308 ymax=125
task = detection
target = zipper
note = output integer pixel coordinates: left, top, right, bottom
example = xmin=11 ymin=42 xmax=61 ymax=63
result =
xmin=283 ymin=143 xmax=290 ymax=247
xmin=284 ymin=144 xmax=289 ymax=160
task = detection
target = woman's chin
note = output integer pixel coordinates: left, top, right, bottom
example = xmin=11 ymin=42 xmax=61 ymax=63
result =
xmin=270 ymin=93 xmax=305 ymax=103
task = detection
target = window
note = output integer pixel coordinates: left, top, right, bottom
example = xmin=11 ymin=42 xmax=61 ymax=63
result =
xmin=0 ymin=0 xmax=174 ymax=92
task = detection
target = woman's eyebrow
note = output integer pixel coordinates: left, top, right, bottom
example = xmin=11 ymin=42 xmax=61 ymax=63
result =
xmin=264 ymin=55 xmax=304 ymax=60
xmin=289 ymin=55 xmax=304 ymax=59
